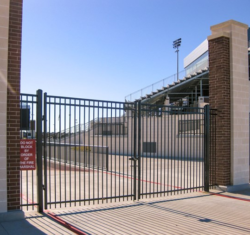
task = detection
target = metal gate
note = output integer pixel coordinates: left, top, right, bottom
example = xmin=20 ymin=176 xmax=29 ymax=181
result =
xmin=20 ymin=90 xmax=216 ymax=212
xmin=136 ymin=102 xmax=211 ymax=199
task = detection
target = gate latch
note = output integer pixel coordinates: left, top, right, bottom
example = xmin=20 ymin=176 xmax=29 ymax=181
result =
xmin=129 ymin=157 xmax=138 ymax=161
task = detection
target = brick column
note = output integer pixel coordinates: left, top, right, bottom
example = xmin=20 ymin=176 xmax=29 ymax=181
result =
xmin=7 ymin=0 xmax=23 ymax=210
xmin=209 ymin=35 xmax=231 ymax=185
xmin=208 ymin=20 xmax=249 ymax=191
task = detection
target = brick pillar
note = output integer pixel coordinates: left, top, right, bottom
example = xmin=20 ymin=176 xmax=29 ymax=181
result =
xmin=208 ymin=20 xmax=249 ymax=190
xmin=209 ymin=36 xmax=231 ymax=185
xmin=7 ymin=0 xmax=23 ymax=210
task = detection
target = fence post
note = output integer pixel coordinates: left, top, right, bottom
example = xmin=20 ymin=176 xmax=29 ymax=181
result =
xmin=36 ymin=89 xmax=43 ymax=212
xmin=204 ymin=105 xmax=210 ymax=192
xmin=43 ymin=92 xmax=47 ymax=209
xmin=137 ymin=101 xmax=141 ymax=200
xmin=133 ymin=102 xmax=137 ymax=201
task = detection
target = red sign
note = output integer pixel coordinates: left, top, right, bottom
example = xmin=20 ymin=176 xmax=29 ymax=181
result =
xmin=20 ymin=139 xmax=36 ymax=170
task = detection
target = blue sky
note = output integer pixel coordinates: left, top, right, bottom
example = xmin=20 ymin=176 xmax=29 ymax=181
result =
xmin=21 ymin=0 xmax=250 ymax=101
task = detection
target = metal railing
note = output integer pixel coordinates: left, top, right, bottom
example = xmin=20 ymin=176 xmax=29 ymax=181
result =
xmin=43 ymin=94 xmax=136 ymax=209
xmin=125 ymin=70 xmax=186 ymax=102
xmin=138 ymin=103 xmax=209 ymax=198
xmin=20 ymin=91 xmax=217 ymax=211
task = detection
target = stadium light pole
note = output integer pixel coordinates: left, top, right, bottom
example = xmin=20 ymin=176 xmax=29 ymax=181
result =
xmin=173 ymin=38 xmax=181 ymax=81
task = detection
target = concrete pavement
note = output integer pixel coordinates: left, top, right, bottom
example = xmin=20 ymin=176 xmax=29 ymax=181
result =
xmin=1 ymin=188 xmax=250 ymax=234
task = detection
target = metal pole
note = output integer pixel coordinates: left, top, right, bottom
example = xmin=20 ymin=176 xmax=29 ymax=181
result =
xmin=133 ymin=102 xmax=137 ymax=201
xmin=36 ymin=89 xmax=43 ymax=212
xmin=43 ymin=92 xmax=47 ymax=209
xmin=177 ymin=48 xmax=179 ymax=81
xmin=204 ymin=105 xmax=210 ymax=192
xmin=200 ymin=80 xmax=203 ymax=97
xmin=195 ymin=86 xmax=197 ymax=102
xmin=137 ymin=101 xmax=141 ymax=200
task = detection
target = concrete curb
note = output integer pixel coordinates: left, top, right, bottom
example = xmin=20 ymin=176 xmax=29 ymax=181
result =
xmin=0 ymin=210 xmax=25 ymax=222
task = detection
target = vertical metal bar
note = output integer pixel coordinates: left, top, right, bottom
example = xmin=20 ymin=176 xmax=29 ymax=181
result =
xmin=170 ymin=107 xmax=173 ymax=195
xmin=79 ymin=102 xmax=81 ymax=205
xmin=92 ymin=102 xmax=95 ymax=204
xmin=122 ymin=104 xmax=125 ymax=201
xmin=153 ymin=105 xmax=156 ymax=197
xmin=166 ymin=105 xmax=169 ymax=196
xmin=43 ymin=93 xmax=48 ymax=209
xmin=149 ymin=105 xmax=152 ymax=197
xmin=146 ymin=105 xmax=148 ymax=198
xmin=36 ymin=89 xmax=43 ymax=213
xmin=156 ymin=105 xmax=159 ymax=197
xmin=137 ymin=101 xmax=141 ymax=200
xmin=204 ymin=105 xmax=210 ymax=192
xmin=141 ymin=104 xmax=144 ymax=199
xmin=160 ymin=106 xmax=163 ymax=196
xmin=110 ymin=103 xmax=113 ymax=202
xmin=177 ymin=109 xmax=180 ymax=194
xmin=88 ymin=101 xmax=90 ymax=204
xmin=195 ymin=86 xmax=197 ymax=102
xmin=114 ymin=103 xmax=117 ymax=202
xmin=64 ymin=98 xmax=67 ymax=207
xmin=191 ymin=109 xmax=194 ymax=191
xmin=48 ymin=97 xmax=51 ymax=208
xmin=31 ymin=97 xmax=35 ymax=207
xmin=173 ymin=108 xmax=176 ymax=195
xmin=133 ymin=102 xmax=137 ymax=201
xmin=118 ymin=103 xmax=121 ymax=201
xmin=101 ymin=102 xmax=104 ymax=203
xmin=200 ymin=80 xmax=203 ymax=97
xmin=20 ymin=95 xmax=23 ymax=209
xmin=74 ymin=99 xmax=77 ymax=206
xmin=106 ymin=103 xmax=109 ymax=203
xmin=83 ymin=100 xmax=86 ymax=205
xmin=69 ymin=100 xmax=72 ymax=206
xmin=97 ymin=102 xmax=100 ymax=204
xmin=53 ymin=99 xmax=57 ymax=208
xmin=180 ymin=108 xmax=183 ymax=194
xmin=59 ymin=98 xmax=62 ymax=207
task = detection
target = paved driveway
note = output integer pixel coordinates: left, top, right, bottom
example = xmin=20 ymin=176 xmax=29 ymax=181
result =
xmin=7 ymin=188 xmax=249 ymax=235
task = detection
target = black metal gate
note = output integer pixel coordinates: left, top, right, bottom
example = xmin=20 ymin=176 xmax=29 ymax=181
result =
xmin=136 ymin=102 xmax=211 ymax=199
xmin=20 ymin=90 xmax=216 ymax=212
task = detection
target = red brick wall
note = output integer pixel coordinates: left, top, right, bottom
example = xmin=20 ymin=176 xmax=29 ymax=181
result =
xmin=7 ymin=0 xmax=23 ymax=211
xmin=208 ymin=36 xmax=231 ymax=186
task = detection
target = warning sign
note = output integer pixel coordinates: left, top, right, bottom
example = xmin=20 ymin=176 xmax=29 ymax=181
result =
xmin=20 ymin=139 xmax=36 ymax=170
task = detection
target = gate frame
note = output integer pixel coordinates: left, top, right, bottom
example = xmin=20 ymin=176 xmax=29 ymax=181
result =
xmin=36 ymin=89 xmax=44 ymax=213
xmin=24 ymin=91 xmax=214 ymax=212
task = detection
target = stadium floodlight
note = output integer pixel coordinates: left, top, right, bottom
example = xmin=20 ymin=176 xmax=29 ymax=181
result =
xmin=173 ymin=38 xmax=181 ymax=81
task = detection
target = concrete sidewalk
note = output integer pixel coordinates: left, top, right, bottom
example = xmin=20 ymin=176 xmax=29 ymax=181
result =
xmin=1 ymin=189 xmax=250 ymax=235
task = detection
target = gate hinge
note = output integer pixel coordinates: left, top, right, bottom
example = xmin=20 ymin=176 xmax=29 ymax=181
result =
xmin=42 ymin=185 xmax=45 ymax=190
xmin=42 ymin=115 xmax=45 ymax=121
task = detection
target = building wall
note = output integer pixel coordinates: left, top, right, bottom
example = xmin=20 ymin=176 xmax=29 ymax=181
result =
xmin=184 ymin=39 xmax=208 ymax=68
xmin=60 ymin=113 xmax=205 ymax=161
xmin=0 ymin=0 xmax=10 ymax=213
